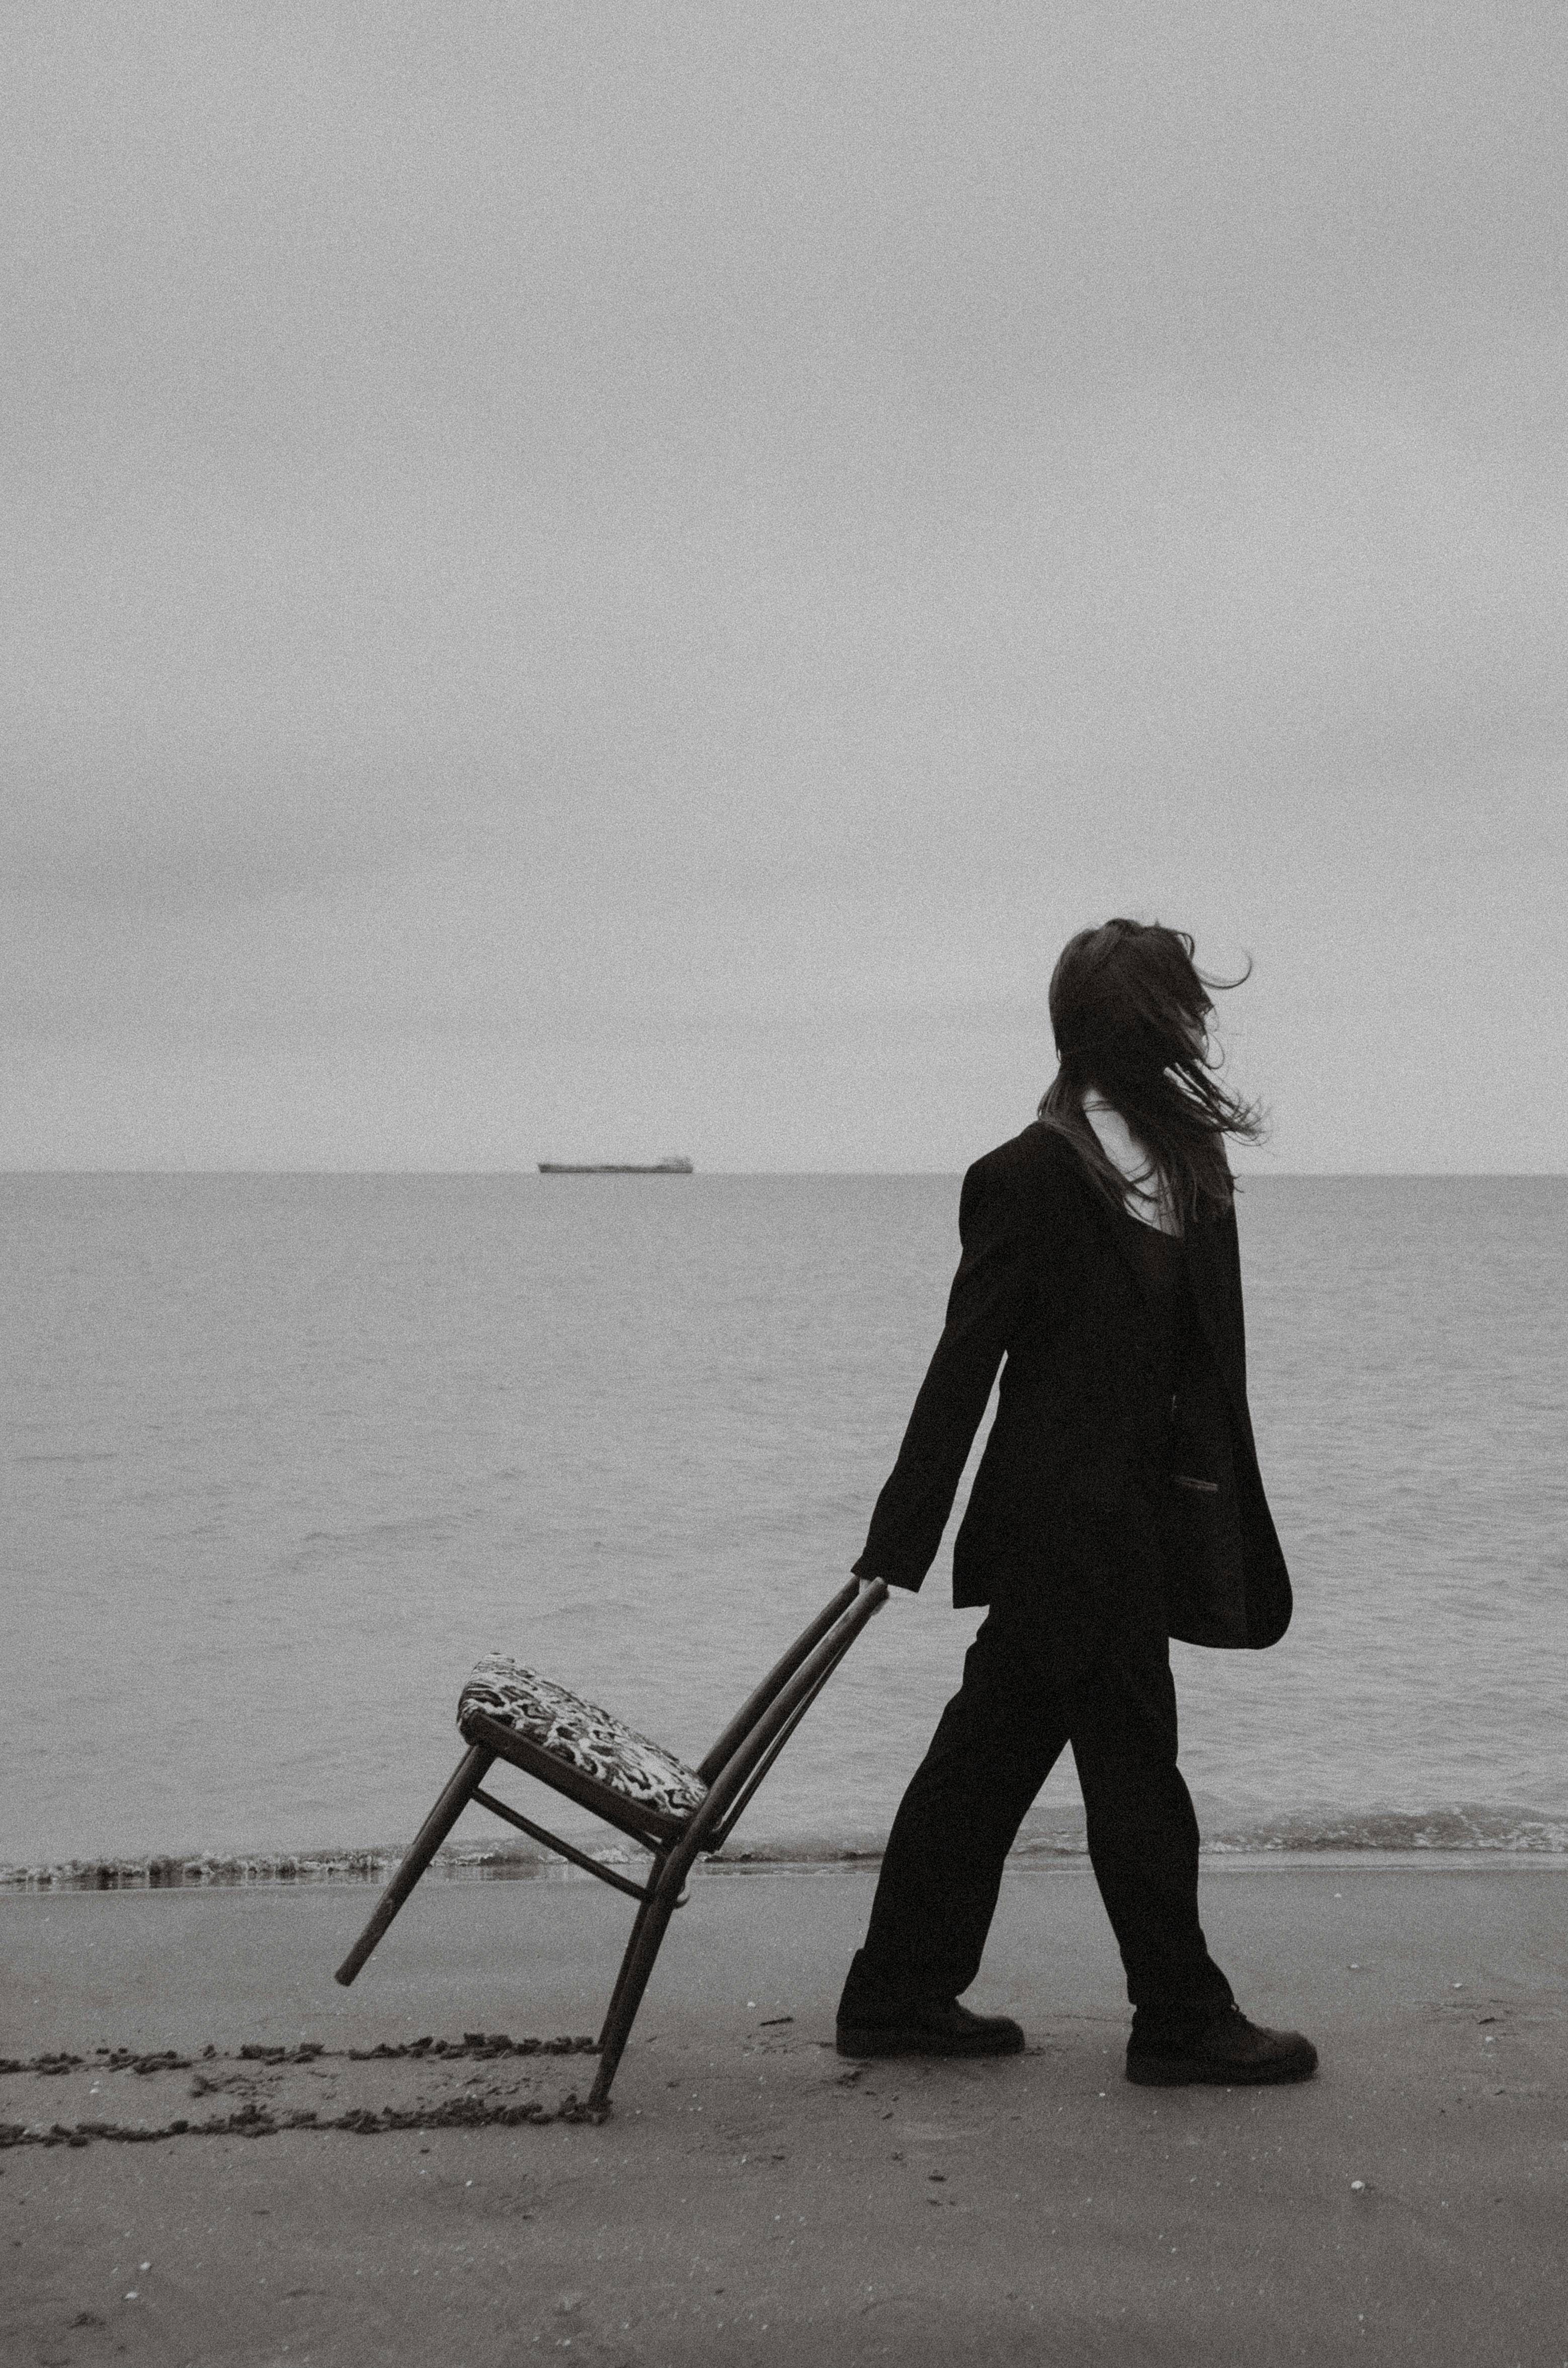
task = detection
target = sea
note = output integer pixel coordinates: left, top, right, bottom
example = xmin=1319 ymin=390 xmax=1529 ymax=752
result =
xmin=4 ymin=1172 xmax=1566 ymax=1887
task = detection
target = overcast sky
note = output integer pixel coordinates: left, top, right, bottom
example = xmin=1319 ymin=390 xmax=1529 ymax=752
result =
xmin=4 ymin=1 xmax=1564 ymax=1171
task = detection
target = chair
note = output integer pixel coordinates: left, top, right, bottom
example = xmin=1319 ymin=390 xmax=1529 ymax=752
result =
xmin=335 ymin=1576 xmax=888 ymax=2109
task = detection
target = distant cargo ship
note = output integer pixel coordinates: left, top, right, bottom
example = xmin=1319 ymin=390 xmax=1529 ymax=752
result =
xmin=538 ymin=1154 xmax=694 ymax=1174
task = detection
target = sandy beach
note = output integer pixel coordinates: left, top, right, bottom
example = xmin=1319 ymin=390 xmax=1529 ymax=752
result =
xmin=3 ymin=1859 xmax=1564 ymax=2366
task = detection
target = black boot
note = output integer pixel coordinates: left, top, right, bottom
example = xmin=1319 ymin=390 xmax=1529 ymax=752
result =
xmin=1126 ymin=2002 xmax=1318 ymax=2087
xmin=835 ymin=1950 xmax=1024 ymax=2061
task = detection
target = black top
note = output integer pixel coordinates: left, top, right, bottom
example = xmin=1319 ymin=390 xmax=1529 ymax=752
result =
xmin=1115 ymin=1204 xmax=1187 ymax=1437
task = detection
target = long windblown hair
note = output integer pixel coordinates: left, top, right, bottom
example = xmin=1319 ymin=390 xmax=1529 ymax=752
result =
xmin=1037 ymin=919 xmax=1265 ymax=1225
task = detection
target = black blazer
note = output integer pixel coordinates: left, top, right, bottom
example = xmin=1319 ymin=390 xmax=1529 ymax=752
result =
xmin=852 ymin=1122 xmax=1292 ymax=1665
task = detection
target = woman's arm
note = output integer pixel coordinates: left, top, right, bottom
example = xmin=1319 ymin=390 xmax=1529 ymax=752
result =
xmin=851 ymin=1157 xmax=1023 ymax=1592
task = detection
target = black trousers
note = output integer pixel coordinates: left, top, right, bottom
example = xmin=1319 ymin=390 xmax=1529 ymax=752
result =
xmin=845 ymin=1603 xmax=1233 ymax=2027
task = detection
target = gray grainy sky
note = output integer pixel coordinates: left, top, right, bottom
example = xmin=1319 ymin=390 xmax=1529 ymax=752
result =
xmin=4 ymin=1 xmax=1564 ymax=1171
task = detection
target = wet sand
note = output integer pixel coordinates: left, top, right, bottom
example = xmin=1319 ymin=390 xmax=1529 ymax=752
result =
xmin=3 ymin=1861 xmax=1564 ymax=2365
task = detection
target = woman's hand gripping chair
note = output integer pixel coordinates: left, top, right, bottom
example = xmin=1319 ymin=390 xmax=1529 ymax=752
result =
xmin=335 ymin=1578 xmax=888 ymax=2110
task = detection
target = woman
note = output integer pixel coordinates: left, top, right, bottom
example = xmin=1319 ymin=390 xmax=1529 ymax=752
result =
xmin=837 ymin=918 xmax=1315 ymax=2087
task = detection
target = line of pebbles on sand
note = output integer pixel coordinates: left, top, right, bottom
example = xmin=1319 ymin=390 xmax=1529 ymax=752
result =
xmin=0 ymin=2032 xmax=608 ymax=2147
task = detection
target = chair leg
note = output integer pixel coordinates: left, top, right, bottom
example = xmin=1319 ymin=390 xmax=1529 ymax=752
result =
xmin=594 ymin=1855 xmax=665 ymax=2044
xmin=335 ymin=1745 xmax=492 ymax=1987
xmin=588 ymin=1859 xmax=687 ymax=2110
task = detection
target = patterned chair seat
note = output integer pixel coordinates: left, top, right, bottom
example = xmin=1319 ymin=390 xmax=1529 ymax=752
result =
xmin=458 ymin=1656 xmax=708 ymax=1822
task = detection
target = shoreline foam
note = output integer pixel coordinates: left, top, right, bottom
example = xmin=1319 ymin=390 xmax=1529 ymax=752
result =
xmin=6 ymin=1800 xmax=1567 ymax=1892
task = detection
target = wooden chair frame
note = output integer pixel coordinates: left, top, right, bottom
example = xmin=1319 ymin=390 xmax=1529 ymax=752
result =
xmin=335 ymin=1577 xmax=888 ymax=2109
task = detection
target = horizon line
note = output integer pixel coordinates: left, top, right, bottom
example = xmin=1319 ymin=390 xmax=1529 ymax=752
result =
xmin=2 ymin=1166 xmax=1564 ymax=1183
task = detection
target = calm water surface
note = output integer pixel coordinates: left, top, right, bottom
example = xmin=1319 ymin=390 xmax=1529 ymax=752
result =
xmin=4 ymin=1173 xmax=1565 ymax=1873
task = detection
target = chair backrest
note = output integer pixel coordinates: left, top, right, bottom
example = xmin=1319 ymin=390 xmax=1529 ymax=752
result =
xmin=697 ymin=1578 xmax=867 ymax=1783
xmin=685 ymin=1580 xmax=888 ymax=1858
